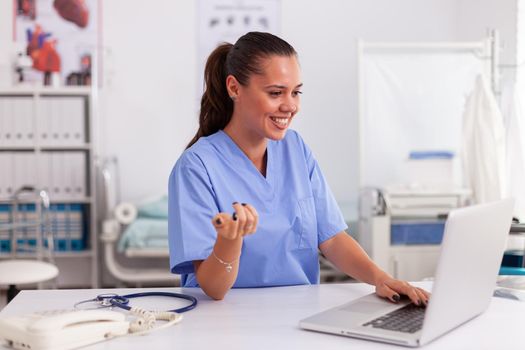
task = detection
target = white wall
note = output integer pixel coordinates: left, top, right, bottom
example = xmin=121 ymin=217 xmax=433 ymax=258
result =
xmin=0 ymin=0 xmax=15 ymax=87
xmin=0 ymin=0 xmax=519 ymax=220
xmin=99 ymin=1 xmax=197 ymax=203
xmin=456 ymin=0 xmax=518 ymax=88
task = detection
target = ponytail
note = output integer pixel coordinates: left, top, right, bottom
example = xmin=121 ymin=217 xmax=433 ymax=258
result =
xmin=186 ymin=43 xmax=233 ymax=149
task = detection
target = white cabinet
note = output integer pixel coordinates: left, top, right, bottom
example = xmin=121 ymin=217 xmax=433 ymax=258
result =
xmin=358 ymin=189 xmax=470 ymax=281
xmin=359 ymin=215 xmax=442 ymax=281
xmin=0 ymin=86 xmax=98 ymax=288
xmin=389 ymin=246 xmax=441 ymax=281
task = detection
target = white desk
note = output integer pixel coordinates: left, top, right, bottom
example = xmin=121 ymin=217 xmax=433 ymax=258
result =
xmin=1 ymin=282 xmax=524 ymax=350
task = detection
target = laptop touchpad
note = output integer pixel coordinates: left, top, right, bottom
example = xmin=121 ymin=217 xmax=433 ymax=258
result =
xmin=340 ymin=301 xmax=390 ymax=314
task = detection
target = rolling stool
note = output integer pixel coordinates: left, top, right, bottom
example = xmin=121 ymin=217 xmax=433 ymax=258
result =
xmin=0 ymin=187 xmax=59 ymax=303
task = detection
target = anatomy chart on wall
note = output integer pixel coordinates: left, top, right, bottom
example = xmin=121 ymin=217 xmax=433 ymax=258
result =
xmin=14 ymin=0 xmax=99 ymax=86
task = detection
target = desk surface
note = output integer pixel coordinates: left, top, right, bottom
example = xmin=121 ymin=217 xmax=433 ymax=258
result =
xmin=1 ymin=282 xmax=525 ymax=350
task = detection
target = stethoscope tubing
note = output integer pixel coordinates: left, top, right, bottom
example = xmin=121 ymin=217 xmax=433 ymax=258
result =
xmin=108 ymin=292 xmax=198 ymax=313
xmin=75 ymin=291 xmax=198 ymax=314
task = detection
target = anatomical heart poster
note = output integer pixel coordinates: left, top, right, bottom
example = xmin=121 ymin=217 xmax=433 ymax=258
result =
xmin=14 ymin=0 xmax=99 ymax=86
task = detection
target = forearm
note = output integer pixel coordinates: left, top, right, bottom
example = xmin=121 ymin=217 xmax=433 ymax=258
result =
xmin=194 ymin=235 xmax=243 ymax=300
xmin=320 ymin=232 xmax=390 ymax=286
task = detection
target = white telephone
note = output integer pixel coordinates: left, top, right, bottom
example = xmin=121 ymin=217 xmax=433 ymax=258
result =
xmin=0 ymin=309 xmax=130 ymax=350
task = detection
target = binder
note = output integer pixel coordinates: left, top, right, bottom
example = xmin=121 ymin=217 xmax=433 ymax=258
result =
xmin=37 ymin=152 xmax=52 ymax=194
xmin=58 ymin=203 xmax=69 ymax=250
xmin=69 ymin=204 xmax=85 ymax=250
xmin=53 ymin=203 xmax=64 ymax=251
xmin=3 ymin=99 xmax=14 ymax=147
xmin=12 ymin=97 xmax=34 ymax=147
xmin=21 ymin=97 xmax=35 ymax=147
xmin=0 ymin=98 xmax=4 ymax=147
xmin=0 ymin=204 xmax=10 ymax=252
xmin=68 ymin=97 xmax=86 ymax=146
xmin=50 ymin=152 xmax=63 ymax=200
xmin=12 ymin=98 xmax=25 ymax=147
xmin=68 ymin=152 xmax=86 ymax=199
xmin=62 ymin=152 xmax=72 ymax=200
xmin=2 ymin=153 xmax=15 ymax=198
xmin=40 ymin=97 xmax=60 ymax=147
xmin=50 ymin=98 xmax=61 ymax=147
xmin=0 ymin=153 xmax=6 ymax=199
xmin=37 ymin=98 xmax=51 ymax=146
xmin=58 ymin=98 xmax=68 ymax=146
xmin=18 ymin=203 xmax=36 ymax=248
xmin=13 ymin=153 xmax=36 ymax=192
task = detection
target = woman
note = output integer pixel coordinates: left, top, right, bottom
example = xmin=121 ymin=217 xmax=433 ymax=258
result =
xmin=168 ymin=32 xmax=429 ymax=304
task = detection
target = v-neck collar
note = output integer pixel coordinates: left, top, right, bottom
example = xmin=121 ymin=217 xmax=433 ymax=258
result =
xmin=216 ymin=130 xmax=274 ymax=186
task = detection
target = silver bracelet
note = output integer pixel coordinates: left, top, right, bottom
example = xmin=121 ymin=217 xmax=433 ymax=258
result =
xmin=212 ymin=251 xmax=239 ymax=273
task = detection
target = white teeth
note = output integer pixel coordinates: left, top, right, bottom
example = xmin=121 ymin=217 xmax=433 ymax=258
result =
xmin=271 ymin=117 xmax=288 ymax=126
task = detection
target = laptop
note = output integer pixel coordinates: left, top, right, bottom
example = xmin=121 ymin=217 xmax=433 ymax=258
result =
xmin=300 ymin=198 xmax=514 ymax=347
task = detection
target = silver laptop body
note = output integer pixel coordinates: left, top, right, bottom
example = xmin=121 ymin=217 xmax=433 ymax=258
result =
xmin=300 ymin=198 xmax=514 ymax=347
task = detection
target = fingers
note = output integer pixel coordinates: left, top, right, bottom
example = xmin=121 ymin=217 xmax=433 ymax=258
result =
xmin=416 ymin=287 xmax=431 ymax=305
xmin=232 ymin=202 xmax=246 ymax=237
xmin=375 ymin=283 xmax=401 ymax=303
xmin=399 ymin=282 xmax=421 ymax=305
xmin=378 ymin=278 xmax=430 ymax=306
xmin=241 ymin=203 xmax=259 ymax=234
xmin=232 ymin=202 xmax=258 ymax=236
xmin=211 ymin=212 xmax=238 ymax=240
xmin=414 ymin=288 xmax=428 ymax=306
xmin=211 ymin=202 xmax=259 ymax=240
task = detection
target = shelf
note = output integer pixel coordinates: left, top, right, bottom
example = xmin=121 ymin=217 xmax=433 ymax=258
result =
xmin=0 ymin=145 xmax=92 ymax=152
xmin=0 ymin=90 xmax=98 ymax=287
xmin=0 ymin=147 xmax=35 ymax=151
xmin=0 ymin=250 xmax=94 ymax=259
xmin=0 ymin=197 xmax=93 ymax=205
xmin=54 ymin=250 xmax=94 ymax=258
xmin=40 ymin=145 xmax=92 ymax=151
xmin=50 ymin=198 xmax=94 ymax=204
xmin=0 ymin=86 xmax=92 ymax=96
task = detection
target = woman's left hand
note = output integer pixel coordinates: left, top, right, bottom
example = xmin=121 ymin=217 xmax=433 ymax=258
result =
xmin=375 ymin=277 xmax=431 ymax=306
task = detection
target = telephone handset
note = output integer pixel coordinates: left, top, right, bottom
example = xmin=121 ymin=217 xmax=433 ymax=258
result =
xmin=0 ymin=309 xmax=130 ymax=350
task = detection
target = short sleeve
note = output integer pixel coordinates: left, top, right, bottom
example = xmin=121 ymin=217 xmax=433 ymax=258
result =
xmin=168 ymin=153 xmax=218 ymax=275
xmin=302 ymin=142 xmax=348 ymax=244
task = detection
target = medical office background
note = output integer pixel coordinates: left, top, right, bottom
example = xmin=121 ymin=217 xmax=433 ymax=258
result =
xmin=0 ymin=0 xmax=525 ymax=294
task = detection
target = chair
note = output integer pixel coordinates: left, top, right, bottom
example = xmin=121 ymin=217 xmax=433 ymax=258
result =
xmin=0 ymin=186 xmax=59 ymax=303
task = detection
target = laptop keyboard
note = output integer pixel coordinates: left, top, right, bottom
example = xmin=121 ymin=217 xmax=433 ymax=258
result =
xmin=362 ymin=304 xmax=426 ymax=334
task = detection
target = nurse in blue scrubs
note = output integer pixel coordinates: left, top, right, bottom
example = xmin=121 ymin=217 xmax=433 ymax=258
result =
xmin=168 ymin=32 xmax=429 ymax=304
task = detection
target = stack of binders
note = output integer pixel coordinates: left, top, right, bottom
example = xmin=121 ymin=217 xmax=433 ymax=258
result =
xmin=0 ymin=152 xmax=86 ymax=201
xmin=0 ymin=203 xmax=86 ymax=253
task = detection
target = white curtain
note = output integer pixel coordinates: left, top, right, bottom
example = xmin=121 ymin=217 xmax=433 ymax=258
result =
xmin=361 ymin=48 xmax=485 ymax=189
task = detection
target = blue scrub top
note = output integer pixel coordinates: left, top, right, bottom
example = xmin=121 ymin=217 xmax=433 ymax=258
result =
xmin=168 ymin=129 xmax=347 ymax=287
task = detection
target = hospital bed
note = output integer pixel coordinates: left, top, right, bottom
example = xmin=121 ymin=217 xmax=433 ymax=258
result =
xmin=97 ymin=158 xmax=179 ymax=286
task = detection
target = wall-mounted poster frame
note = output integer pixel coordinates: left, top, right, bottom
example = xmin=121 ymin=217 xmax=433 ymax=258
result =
xmin=13 ymin=0 xmax=101 ymax=87
xmin=196 ymin=0 xmax=281 ymax=97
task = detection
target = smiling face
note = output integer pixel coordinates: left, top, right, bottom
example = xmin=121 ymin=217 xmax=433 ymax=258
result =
xmin=226 ymin=55 xmax=302 ymax=142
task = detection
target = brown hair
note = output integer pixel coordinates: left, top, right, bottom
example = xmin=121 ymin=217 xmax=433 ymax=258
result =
xmin=186 ymin=32 xmax=297 ymax=148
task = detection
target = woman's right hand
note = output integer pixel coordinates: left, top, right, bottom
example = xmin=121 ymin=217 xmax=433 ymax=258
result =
xmin=211 ymin=202 xmax=259 ymax=240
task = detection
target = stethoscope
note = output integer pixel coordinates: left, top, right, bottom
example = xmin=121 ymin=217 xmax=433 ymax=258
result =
xmin=74 ymin=292 xmax=198 ymax=313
